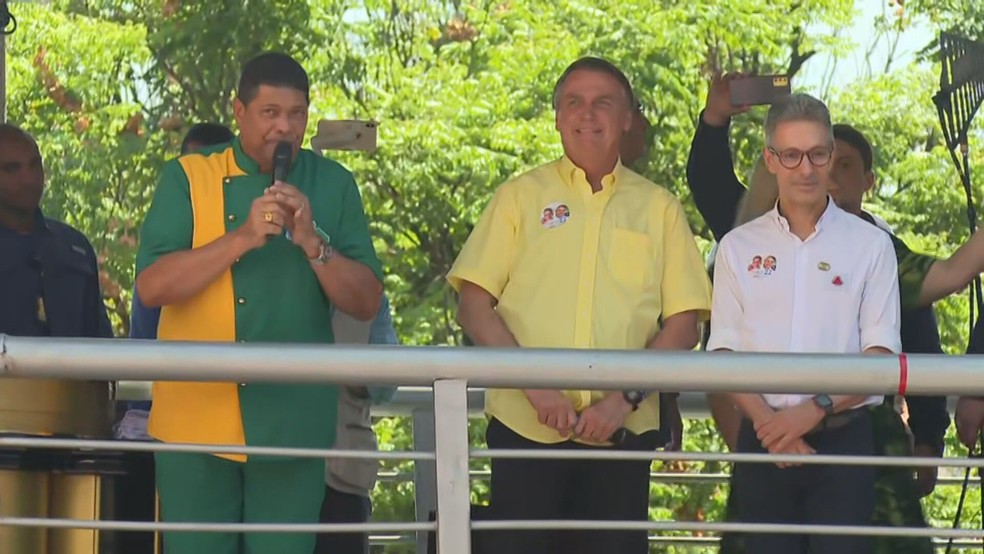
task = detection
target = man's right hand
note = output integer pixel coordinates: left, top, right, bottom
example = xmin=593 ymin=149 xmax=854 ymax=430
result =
xmin=702 ymin=71 xmax=751 ymax=127
xmin=236 ymin=193 xmax=291 ymax=249
xmin=524 ymin=389 xmax=577 ymax=437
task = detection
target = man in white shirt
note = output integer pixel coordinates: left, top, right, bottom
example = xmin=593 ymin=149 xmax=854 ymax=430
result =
xmin=708 ymin=93 xmax=901 ymax=554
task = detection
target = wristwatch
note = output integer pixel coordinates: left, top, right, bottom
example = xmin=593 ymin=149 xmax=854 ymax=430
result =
xmin=622 ymin=390 xmax=648 ymax=411
xmin=308 ymin=240 xmax=334 ymax=265
xmin=812 ymin=394 xmax=834 ymax=416
xmin=307 ymin=222 xmax=334 ymax=265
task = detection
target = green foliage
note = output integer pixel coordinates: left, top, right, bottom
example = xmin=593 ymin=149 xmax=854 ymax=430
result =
xmin=7 ymin=4 xmax=162 ymax=333
xmin=5 ymin=1 xmax=984 ymax=551
xmin=908 ymin=0 xmax=984 ymax=42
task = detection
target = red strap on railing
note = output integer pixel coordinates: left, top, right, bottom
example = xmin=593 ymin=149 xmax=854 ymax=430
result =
xmin=897 ymin=353 xmax=908 ymax=396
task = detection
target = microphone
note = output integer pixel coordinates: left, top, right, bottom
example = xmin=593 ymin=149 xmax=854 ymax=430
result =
xmin=272 ymin=140 xmax=292 ymax=184
xmin=271 ymin=141 xmax=293 ymax=239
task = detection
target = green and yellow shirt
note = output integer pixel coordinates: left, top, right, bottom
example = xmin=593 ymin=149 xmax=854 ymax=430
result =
xmin=136 ymin=138 xmax=382 ymax=461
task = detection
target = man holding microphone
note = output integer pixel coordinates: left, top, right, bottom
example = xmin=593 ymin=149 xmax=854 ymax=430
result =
xmin=136 ymin=52 xmax=382 ymax=554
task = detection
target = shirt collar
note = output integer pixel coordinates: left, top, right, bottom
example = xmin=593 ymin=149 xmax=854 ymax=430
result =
xmin=769 ymin=196 xmax=839 ymax=235
xmin=0 ymin=209 xmax=49 ymax=237
xmin=231 ymin=137 xmax=262 ymax=176
xmin=558 ymin=155 xmax=623 ymax=192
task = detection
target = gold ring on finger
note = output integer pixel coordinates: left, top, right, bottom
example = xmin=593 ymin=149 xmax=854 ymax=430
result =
xmin=263 ymin=212 xmax=273 ymax=222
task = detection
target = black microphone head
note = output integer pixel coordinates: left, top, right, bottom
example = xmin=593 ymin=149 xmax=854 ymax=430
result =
xmin=272 ymin=141 xmax=293 ymax=183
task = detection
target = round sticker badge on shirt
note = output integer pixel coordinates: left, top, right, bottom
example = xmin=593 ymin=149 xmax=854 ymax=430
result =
xmin=762 ymin=255 xmax=778 ymax=275
xmin=540 ymin=201 xmax=571 ymax=229
xmin=747 ymin=254 xmax=778 ymax=277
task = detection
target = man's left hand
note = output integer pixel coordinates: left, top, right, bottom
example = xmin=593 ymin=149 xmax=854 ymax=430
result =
xmin=269 ymin=181 xmax=318 ymax=257
xmin=755 ymin=402 xmax=824 ymax=452
xmin=913 ymin=444 xmax=940 ymax=498
xmin=574 ymin=393 xmax=633 ymax=443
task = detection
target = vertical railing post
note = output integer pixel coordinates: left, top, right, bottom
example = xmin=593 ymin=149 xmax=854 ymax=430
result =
xmin=412 ymin=407 xmax=437 ymax=552
xmin=432 ymin=379 xmax=471 ymax=554
xmin=0 ymin=30 xmax=6 ymax=122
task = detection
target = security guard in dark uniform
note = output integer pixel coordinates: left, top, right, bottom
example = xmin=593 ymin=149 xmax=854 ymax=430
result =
xmin=0 ymin=124 xmax=112 ymax=338
xmin=0 ymin=124 xmax=114 ymax=553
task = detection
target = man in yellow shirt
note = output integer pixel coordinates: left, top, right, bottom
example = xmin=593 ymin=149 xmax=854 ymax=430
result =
xmin=448 ymin=57 xmax=712 ymax=554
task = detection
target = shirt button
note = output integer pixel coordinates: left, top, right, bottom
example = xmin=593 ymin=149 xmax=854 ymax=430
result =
xmin=227 ymin=214 xmax=236 ymax=222
xmin=237 ymin=297 xmax=246 ymax=305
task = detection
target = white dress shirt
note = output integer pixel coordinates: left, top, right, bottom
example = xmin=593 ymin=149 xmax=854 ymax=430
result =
xmin=707 ymin=199 xmax=902 ymax=409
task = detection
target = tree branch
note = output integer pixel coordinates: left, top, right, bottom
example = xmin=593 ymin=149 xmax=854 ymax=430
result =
xmin=786 ymin=26 xmax=816 ymax=77
xmin=149 ymin=46 xmax=199 ymax=117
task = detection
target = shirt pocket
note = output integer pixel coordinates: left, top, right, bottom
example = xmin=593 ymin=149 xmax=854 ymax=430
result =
xmin=610 ymin=228 xmax=651 ymax=289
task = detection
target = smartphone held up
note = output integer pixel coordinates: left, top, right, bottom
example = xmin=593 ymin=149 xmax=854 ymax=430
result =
xmin=730 ymin=75 xmax=791 ymax=107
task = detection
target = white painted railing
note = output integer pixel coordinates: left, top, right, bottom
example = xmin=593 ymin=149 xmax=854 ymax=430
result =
xmin=1 ymin=335 xmax=983 ymax=553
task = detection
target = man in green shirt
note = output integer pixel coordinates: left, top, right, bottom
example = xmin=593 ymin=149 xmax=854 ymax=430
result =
xmin=135 ymin=52 xmax=383 ymax=554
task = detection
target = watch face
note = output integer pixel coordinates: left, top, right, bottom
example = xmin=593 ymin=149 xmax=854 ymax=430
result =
xmin=625 ymin=391 xmax=645 ymax=403
xmin=814 ymin=394 xmax=834 ymax=411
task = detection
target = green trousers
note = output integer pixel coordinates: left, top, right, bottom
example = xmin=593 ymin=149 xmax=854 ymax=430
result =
xmin=155 ymin=451 xmax=326 ymax=554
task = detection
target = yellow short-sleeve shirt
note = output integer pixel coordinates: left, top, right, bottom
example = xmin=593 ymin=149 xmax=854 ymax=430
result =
xmin=448 ymin=157 xmax=712 ymax=444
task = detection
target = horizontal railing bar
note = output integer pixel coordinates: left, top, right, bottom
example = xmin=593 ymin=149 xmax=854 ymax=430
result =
xmin=0 ymin=437 xmax=433 ymax=461
xmin=473 ymin=449 xmax=984 ymax=468
xmin=120 ymin=383 xmax=964 ymax=420
xmin=638 ymin=536 xmax=982 ymax=548
xmin=377 ymin=470 xmax=982 ymax=487
xmin=0 ymin=518 xmax=435 ymax=533
xmin=368 ymin=534 xmax=414 ymax=543
xmin=3 ymin=336 xmax=980 ymax=395
xmin=4 ymin=517 xmax=981 ymax=542
xmin=360 ymin=533 xmax=984 ymax=548
xmin=471 ymin=520 xmax=984 ymax=538
xmin=642 ymin=473 xmax=981 ymax=487
xmin=3 ymin=436 xmax=976 ymax=470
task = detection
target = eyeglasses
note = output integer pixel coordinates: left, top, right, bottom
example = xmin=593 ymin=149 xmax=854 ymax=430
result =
xmin=768 ymin=146 xmax=833 ymax=169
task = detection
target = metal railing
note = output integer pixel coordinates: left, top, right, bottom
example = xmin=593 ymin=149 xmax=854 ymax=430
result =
xmin=2 ymin=335 xmax=984 ymax=553
xmin=7 ymin=336 xmax=982 ymax=393
xmin=119 ymin=382 xmax=981 ymax=552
